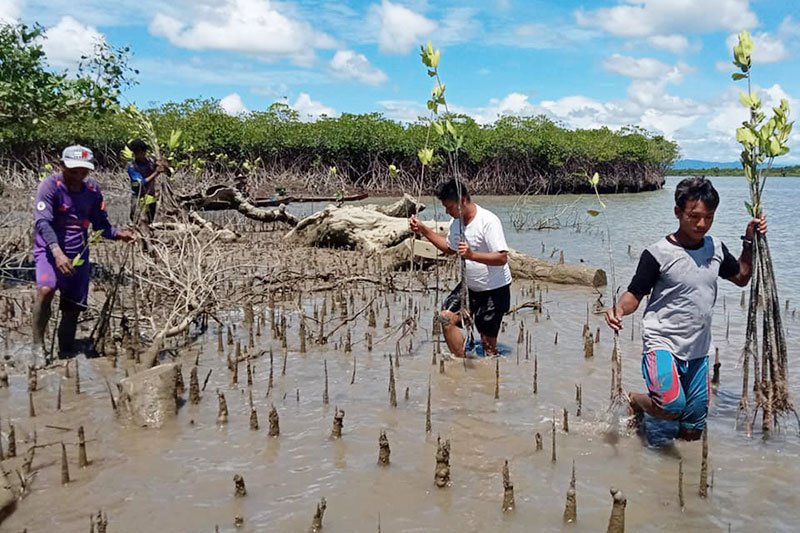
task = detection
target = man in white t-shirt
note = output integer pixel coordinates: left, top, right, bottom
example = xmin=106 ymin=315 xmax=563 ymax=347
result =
xmin=410 ymin=178 xmax=513 ymax=358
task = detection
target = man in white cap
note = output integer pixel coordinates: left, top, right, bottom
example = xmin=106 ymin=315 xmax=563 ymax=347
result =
xmin=31 ymin=145 xmax=135 ymax=363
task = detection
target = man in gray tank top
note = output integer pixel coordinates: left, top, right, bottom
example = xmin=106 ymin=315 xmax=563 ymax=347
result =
xmin=605 ymin=177 xmax=766 ymax=441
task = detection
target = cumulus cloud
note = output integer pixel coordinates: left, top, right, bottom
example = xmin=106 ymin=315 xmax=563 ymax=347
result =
xmin=291 ymin=93 xmax=337 ymax=120
xmin=602 ymin=54 xmax=694 ymax=82
xmin=647 ymin=34 xmax=690 ymax=53
xmin=149 ymin=0 xmax=337 ymax=66
xmin=220 ymin=93 xmax=249 ymax=116
xmin=0 ymin=0 xmax=21 ymax=24
xmin=725 ymin=31 xmax=788 ymax=64
xmin=41 ymin=16 xmax=105 ymax=69
xmin=369 ymin=0 xmax=436 ymax=54
xmin=576 ymin=0 xmax=758 ymax=38
xmin=329 ymin=50 xmax=388 ymax=86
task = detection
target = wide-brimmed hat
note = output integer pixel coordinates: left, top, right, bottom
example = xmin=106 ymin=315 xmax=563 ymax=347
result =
xmin=61 ymin=145 xmax=95 ymax=170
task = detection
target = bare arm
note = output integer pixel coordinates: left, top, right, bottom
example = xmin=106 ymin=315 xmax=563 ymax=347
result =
xmin=459 ymin=243 xmax=507 ymax=266
xmin=605 ymin=291 xmax=643 ymax=331
xmin=409 ymin=216 xmax=455 ymax=256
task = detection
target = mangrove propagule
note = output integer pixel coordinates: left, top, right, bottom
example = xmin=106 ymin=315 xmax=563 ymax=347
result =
xmin=310 ymin=497 xmax=327 ymax=532
xmin=502 ymin=459 xmax=515 ymax=512
xmin=331 ymin=407 xmax=344 ymax=439
xmin=234 ymin=474 xmax=247 ymax=497
xmin=606 ymin=487 xmax=626 ymax=533
xmin=434 ymin=436 xmax=451 ymax=488
xmin=189 ymin=366 xmax=200 ymax=404
xmin=426 ymin=376 xmax=432 ymax=433
xmin=378 ymin=429 xmax=390 ymax=466
xmin=61 ymin=441 xmax=69 ymax=484
xmin=563 ymin=460 xmax=577 ymax=523
xmin=217 ymin=390 xmax=229 ymax=425
xmin=78 ymin=425 xmax=88 ymax=468
xmin=269 ymin=405 xmax=280 ymax=437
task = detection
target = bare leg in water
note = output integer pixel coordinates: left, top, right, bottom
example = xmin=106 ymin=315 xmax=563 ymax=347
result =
xmin=480 ymin=333 xmax=499 ymax=356
xmin=441 ymin=310 xmax=466 ymax=358
xmin=628 ymin=392 xmax=701 ymax=440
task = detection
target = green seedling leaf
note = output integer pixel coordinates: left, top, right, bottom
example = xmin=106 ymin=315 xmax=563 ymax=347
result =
xmin=590 ymin=172 xmax=600 ymax=187
xmin=736 ymin=127 xmax=757 ymax=146
xmin=732 ymin=73 xmax=747 ymax=81
xmin=744 ymin=201 xmax=754 ymax=217
xmin=328 ymin=166 xmax=337 ymax=175
xmin=587 ymin=209 xmax=600 ymax=217
xmin=389 ymin=164 xmax=398 ymax=178
xmin=72 ymin=256 xmax=85 ymax=267
xmin=417 ymin=148 xmax=434 ymax=166
xmin=739 ymin=92 xmax=753 ymax=108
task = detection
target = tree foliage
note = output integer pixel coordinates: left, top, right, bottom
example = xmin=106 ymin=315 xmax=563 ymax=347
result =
xmin=3 ymin=97 xmax=678 ymax=193
xmin=0 ymin=22 xmax=136 ymax=143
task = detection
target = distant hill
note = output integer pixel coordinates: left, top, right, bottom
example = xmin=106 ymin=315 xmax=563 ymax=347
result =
xmin=671 ymin=160 xmax=741 ymax=170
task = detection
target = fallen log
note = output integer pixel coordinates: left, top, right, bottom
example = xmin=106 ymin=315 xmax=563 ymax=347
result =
xmin=285 ymin=205 xmax=446 ymax=253
xmin=176 ymin=186 xmax=299 ymax=226
xmin=507 ymin=249 xmax=606 ymax=288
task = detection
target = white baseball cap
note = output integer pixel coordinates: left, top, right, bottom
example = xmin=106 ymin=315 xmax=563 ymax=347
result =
xmin=61 ymin=145 xmax=95 ymax=170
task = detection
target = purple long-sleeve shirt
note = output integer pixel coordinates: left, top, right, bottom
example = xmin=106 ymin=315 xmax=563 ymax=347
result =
xmin=33 ymin=174 xmax=117 ymax=258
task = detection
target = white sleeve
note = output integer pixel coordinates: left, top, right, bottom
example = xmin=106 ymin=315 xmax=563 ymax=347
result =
xmin=446 ymin=219 xmax=458 ymax=251
xmin=484 ymin=214 xmax=509 ymax=252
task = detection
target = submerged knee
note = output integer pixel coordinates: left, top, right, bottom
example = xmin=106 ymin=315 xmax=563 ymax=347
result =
xmin=679 ymin=428 xmax=702 ymax=441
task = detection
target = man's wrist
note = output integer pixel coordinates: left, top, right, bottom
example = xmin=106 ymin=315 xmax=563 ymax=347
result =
xmin=48 ymin=242 xmax=63 ymax=255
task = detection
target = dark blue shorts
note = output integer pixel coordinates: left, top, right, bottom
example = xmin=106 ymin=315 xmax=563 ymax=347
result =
xmin=642 ymin=350 xmax=709 ymax=431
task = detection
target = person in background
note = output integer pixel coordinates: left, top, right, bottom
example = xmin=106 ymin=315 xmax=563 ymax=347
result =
xmin=409 ymin=178 xmax=512 ymax=358
xmin=605 ymin=177 xmax=766 ymax=441
xmin=32 ymin=145 xmax=135 ymax=364
xmin=127 ymin=139 xmax=167 ymax=224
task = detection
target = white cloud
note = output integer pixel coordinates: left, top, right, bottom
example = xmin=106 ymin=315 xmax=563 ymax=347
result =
xmin=370 ymin=0 xmax=436 ymax=54
xmin=647 ymin=34 xmax=690 ymax=54
xmin=41 ymin=16 xmax=105 ymax=69
xmin=725 ymin=31 xmax=788 ymax=64
xmin=149 ymin=0 xmax=337 ymax=66
xmin=0 ymin=0 xmax=21 ymax=24
xmin=437 ymin=7 xmax=481 ymax=46
xmin=500 ymin=23 xmax=596 ymax=49
xmin=219 ymin=93 xmax=248 ymax=115
xmin=576 ymin=0 xmax=758 ymax=38
xmin=472 ymin=93 xmax=542 ymax=124
xmin=133 ymin=57 xmax=327 ymax=87
xmin=377 ymin=100 xmax=427 ymax=122
xmin=329 ymin=50 xmax=388 ymax=86
xmin=291 ymin=93 xmax=337 ymax=121
xmin=602 ymin=54 xmax=694 ymax=82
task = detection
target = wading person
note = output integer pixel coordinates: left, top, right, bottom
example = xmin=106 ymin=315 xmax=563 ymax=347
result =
xmin=409 ymin=178 xmax=512 ymax=358
xmin=605 ymin=177 xmax=766 ymax=441
xmin=127 ymin=139 xmax=167 ymax=224
xmin=32 ymin=145 xmax=136 ymax=364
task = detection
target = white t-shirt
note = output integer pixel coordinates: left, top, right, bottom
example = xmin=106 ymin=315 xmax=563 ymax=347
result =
xmin=447 ymin=204 xmax=513 ymax=292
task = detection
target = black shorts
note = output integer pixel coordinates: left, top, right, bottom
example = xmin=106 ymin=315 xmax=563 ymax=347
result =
xmin=442 ymin=282 xmax=511 ymax=338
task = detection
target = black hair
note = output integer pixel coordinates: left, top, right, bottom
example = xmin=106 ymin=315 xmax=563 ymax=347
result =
xmin=674 ymin=177 xmax=719 ymax=210
xmin=128 ymin=139 xmax=148 ymax=153
xmin=435 ymin=178 xmax=470 ymax=203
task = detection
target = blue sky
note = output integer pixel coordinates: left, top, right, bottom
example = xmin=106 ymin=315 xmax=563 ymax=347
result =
xmin=3 ymin=0 xmax=799 ymax=161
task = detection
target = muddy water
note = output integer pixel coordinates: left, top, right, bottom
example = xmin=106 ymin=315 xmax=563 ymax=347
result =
xmin=2 ymin=176 xmax=800 ymax=532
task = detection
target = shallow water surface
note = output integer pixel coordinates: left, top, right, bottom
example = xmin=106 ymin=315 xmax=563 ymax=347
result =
xmin=2 ymin=176 xmax=799 ymax=532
